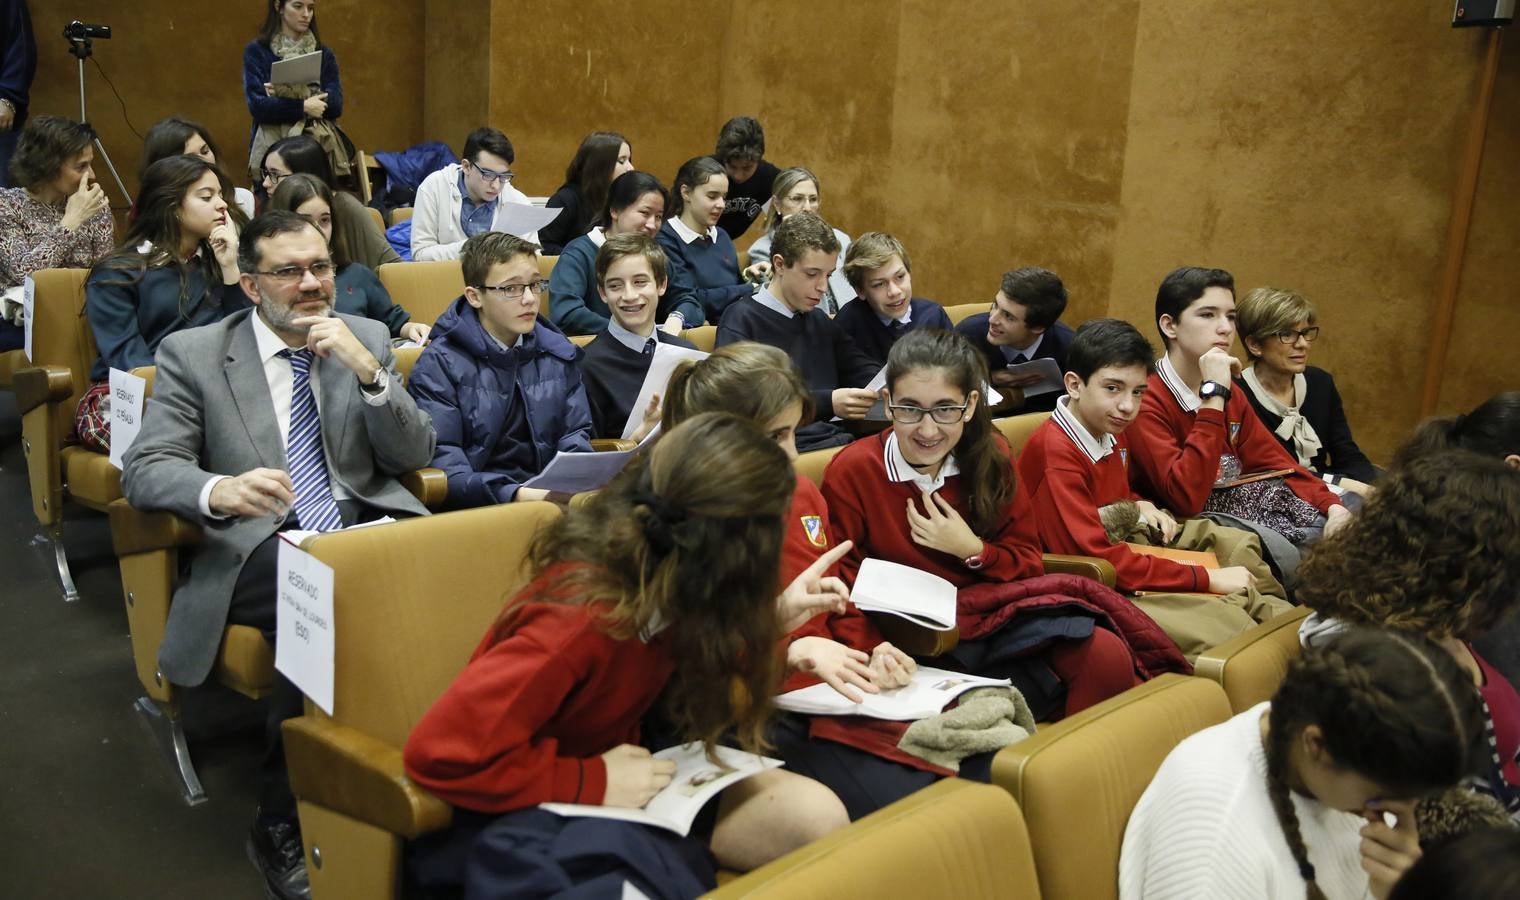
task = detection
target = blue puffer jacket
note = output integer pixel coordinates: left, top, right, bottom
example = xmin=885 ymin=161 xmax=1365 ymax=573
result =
xmin=406 ymin=296 xmax=592 ymax=508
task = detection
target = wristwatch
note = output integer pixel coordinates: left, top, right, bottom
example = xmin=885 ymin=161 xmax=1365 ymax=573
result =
xmin=361 ymin=366 xmax=388 ymax=394
xmin=962 ymin=551 xmax=986 ymax=571
xmin=1198 ymin=380 xmax=1232 ymax=403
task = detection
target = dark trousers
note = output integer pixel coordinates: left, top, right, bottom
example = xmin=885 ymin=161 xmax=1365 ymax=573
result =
xmin=225 ymin=498 xmax=376 ymax=822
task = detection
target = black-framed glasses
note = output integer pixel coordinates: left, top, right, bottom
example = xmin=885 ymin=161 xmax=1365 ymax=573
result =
xmin=262 ymin=168 xmax=291 ymax=185
xmin=475 ymin=279 xmax=547 ymax=301
xmin=887 ymin=401 xmax=970 ymax=425
xmin=255 ymin=260 xmax=336 ymax=284
xmin=1274 ymin=326 xmax=1320 ymax=344
xmin=468 ymin=162 xmax=515 ymax=185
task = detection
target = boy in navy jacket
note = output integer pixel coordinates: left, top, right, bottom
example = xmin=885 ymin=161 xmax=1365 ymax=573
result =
xmin=407 ymin=232 xmax=592 ymax=509
xmin=716 ymin=212 xmax=876 ymax=452
xmin=832 ymin=231 xmax=952 ymax=368
xmin=580 ymin=234 xmax=698 ymax=440
xmin=954 ymin=266 xmax=1074 ymax=413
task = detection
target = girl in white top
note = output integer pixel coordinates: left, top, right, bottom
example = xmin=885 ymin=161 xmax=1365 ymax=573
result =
xmin=1120 ymin=627 xmax=1484 ymax=900
xmin=745 ymin=166 xmax=855 ymax=313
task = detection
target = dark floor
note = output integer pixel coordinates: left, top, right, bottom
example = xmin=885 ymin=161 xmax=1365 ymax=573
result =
xmin=0 ymin=393 xmax=269 ymax=898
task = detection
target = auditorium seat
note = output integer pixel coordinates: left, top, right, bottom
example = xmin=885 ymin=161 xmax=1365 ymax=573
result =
xmin=990 ymin=674 xmax=1232 ymax=900
xmin=388 ymin=207 xmax=413 ymax=227
xmin=377 ymin=260 xmax=465 ymax=332
xmin=282 ymin=501 xmax=563 ymax=900
xmin=682 ymin=325 xmax=717 ymax=352
xmin=704 ymin=778 xmax=1040 ymax=899
xmin=944 ymin=303 xmax=985 ymax=325
xmin=364 ymin=205 xmax=385 ymax=237
xmin=1192 ymin=606 xmax=1310 ymax=713
xmin=12 ymin=267 xmax=113 ymax=600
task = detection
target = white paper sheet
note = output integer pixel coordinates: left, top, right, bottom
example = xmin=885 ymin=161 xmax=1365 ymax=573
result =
xmin=21 ymin=276 xmax=34 ymax=362
xmin=848 ymin=557 xmax=958 ymax=630
xmin=107 ymin=368 xmax=147 ymax=469
xmin=523 ymin=448 xmax=638 ymax=494
xmin=775 ymin=665 xmax=1011 ymax=720
xmin=1005 ymin=358 xmax=1064 ymax=397
xmin=496 ymin=202 xmax=563 ymax=239
xmin=274 ymin=539 xmax=336 ymax=715
xmin=620 ymin=343 xmax=709 ymax=439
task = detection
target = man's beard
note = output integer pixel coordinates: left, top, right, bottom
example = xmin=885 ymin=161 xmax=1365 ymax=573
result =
xmin=257 ymin=286 xmax=333 ymax=336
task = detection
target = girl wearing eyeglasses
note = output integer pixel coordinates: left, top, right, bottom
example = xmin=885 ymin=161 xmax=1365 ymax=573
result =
xmin=548 ymin=171 xmax=704 ymax=337
xmin=821 ymin=329 xmax=1156 ymax=721
xmin=258 ymin=135 xmax=399 ymax=271
xmin=1236 ymin=287 xmax=1377 ymax=499
xmin=76 ymin=155 xmax=248 ymax=452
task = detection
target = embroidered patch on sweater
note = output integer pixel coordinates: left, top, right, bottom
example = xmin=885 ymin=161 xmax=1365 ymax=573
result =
xmin=801 ymin=515 xmax=827 ymax=547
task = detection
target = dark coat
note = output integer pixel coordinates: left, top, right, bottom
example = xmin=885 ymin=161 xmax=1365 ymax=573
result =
xmin=407 ymin=296 xmax=592 ymax=507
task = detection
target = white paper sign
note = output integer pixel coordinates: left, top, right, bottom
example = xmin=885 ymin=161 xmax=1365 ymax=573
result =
xmin=621 ymin=343 xmax=709 ymax=439
xmin=275 ymin=538 xmax=336 ymax=715
xmin=22 ymin=276 xmax=35 ymax=362
xmin=523 ymin=447 xmax=639 ymax=494
xmin=107 ymin=368 xmax=147 ymax=469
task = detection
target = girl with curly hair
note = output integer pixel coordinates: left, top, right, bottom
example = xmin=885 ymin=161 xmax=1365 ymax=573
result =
xmin=1296 ymin=448 xmax=1520 ymax=823
xmin=403 ymin=413 xmax=848 ymax=891
xmin=1122 ymin=627 xmax=1485 ymax=900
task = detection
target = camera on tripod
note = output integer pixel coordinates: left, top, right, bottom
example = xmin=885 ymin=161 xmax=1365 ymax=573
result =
xmin=63 ymin=21 xmax=111 ymax=42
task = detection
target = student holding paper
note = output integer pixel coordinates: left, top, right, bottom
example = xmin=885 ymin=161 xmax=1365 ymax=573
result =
xmin=832 ymin=232 xmax=952 ymax=368
xmin=1127 ymin=267 xmax=1351 ymax=573
xmin=549 ymin=170 xmax=704 ymax=336
xmin=717 ymin=212 xmax=878 ymax=452
xmin=407 ymin=232 xmax=592 ymax=508
xmin=403 ymin=413 xmax=850 ymax=889
xmin=580 ymin=233 xmax=698 ymax=440
xmin=410 ymin=127 xmax=544 ymax=262
xmin=953 ymin=266 xmax=1074 ymax=413
xmin=1018 ymin=319 xmax=1291 ymax=659
xmin=824 ymin=329 xmax=1155 ymax=719
xmin=76 ymin=155 xmax=247 ymax=452
xmin=244 ymin=0 xmax=344 ymax=187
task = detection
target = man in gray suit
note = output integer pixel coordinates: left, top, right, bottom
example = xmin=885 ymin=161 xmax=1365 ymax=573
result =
xmin=122 ymin=210 xmax=435 ymax=900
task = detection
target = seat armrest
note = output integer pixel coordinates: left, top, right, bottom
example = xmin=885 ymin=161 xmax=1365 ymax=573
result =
xmin=108 ymin=498 xmax=204 ymax=556
xmin=1042 ymin=553 xmax=1116 ymax=587
xmin=400 ymin=467 xmax=448 ymax=508
xmin=12 ymin=365 xmax=74 ymax=416
xmin=283 ymin=716 xmax=453 ymax=840
xmin=590 ymin=438 xmax=637 ymax=452
xmin=867 ymin=612 xmax=959 ymax=657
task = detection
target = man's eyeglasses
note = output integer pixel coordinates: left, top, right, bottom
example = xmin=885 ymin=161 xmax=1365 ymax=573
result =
xmin=255 ymin=261 xmax=336 ymax=284
xmin=469 ymin=162 xmax=515 ymax=185
xmin=476 ymin=279 xmax=548 ymax=301
xmin=887 ymin=402 xmax=970 ymax=425
xmin=1274 ymin=327 xmax=1321 ymax=344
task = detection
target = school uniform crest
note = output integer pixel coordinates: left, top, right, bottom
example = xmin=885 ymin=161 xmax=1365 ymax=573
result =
xmin=801 ymin=515 xmax=827 ymax=547
xmin=1229 ymin=421 xmax=1242 ymax=443
xmin=1119 ymin=447 xmax=1129 ymax=468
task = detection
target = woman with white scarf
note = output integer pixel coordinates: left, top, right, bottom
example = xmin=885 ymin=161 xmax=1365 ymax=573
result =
xmin=1236 ymin=287 xmax=1378 ymax=499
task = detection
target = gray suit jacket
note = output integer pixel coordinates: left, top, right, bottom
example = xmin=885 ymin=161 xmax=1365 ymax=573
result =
xmin=122 ymin=310 xmax=436 ymax=686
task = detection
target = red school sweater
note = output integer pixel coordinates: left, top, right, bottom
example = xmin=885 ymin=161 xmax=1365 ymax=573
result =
xmin=781 ymin=473 xmax=885 ymax=690
xmin=820 ymin=431 xmax=1044 ymax=590
xmin=1018 ymin=417 xmax=1208 ymax=593
xmin=1128 ymin=369 xmax=1340 ymax=518
xmin=402 ymin=568 xmax=675 ymax=814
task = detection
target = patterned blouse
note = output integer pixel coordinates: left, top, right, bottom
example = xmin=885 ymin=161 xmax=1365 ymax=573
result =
xmin=0 ymin=187 xmax=115 ymax=292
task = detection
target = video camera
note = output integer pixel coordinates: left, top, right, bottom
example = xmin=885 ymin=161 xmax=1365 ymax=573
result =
xmin=63 ymin=21 xmax=111 ymax=42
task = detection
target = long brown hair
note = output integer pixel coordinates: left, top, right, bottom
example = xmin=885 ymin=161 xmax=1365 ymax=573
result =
xmin=1296 ymin=449 xmax=1520 ymax=640
xmin=267 ymin=173 xmax=347 ymax=267
xmin=885 ymin=329 xmax=1013 ymax=537
xmin=510 ymin=413 xmax=795 ymax=753
xmin=1265 ymin=628 xmax=1484 ymax=900
xmin=661 ymin=342 xmax=813 ymax=432
xmin=92 ymin=155 xmax=233 ymax=319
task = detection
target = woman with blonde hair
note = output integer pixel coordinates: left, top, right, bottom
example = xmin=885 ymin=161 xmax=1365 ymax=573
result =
xmin=744 ymin=166 xmax=855 ymax=313
xmin=1236 ymin=286 xmax=1377 ymax=497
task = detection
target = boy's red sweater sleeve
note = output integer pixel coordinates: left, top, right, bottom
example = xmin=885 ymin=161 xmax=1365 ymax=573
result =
xmin=403 ymin=614 xmax=607 ymax=812
xmin=1129 ymin=391 xmax=1228 ymax=517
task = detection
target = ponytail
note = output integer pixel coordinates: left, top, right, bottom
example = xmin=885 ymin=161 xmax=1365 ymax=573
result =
xmin=1396 ymin=391 xmax=1520 ymax=467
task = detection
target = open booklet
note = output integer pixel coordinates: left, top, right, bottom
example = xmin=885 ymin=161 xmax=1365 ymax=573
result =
xmin=622 ymin=344 xmax=710 ymax=439
xmin=776 ymin=664 xmax=1010 ymax=721
xmin=539 ymin=742 xmax=782 ymax=836
xmin=277 ymin=515 xmax=397 ymax=548
xmin=848 ymin=557 xmax=958 ymax=631
xmin=1004 ymin=357 xmax=1063 ymax=397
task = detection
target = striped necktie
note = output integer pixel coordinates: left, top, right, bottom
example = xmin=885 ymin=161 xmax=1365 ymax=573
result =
xmin=279 ymin=348 xmax=345 ymax=533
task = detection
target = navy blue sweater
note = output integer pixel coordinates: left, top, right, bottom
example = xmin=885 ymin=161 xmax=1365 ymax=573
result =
xmin=549 ymin=232 xmax=705 ymax=336
xmin=242 ymin=40 xmax=343 ymax=141
xmin=833 ymin=297 xmax=952 ymax=368
xmin=85 ymin=257 xmax=249 ymax=381
xmin=581 ymin=329 xmax=698 ymax=439
xmin=656 ymin=220 xmax=752 ymax=324
xmin=953 ymin=313 xmax=1074 ymax=413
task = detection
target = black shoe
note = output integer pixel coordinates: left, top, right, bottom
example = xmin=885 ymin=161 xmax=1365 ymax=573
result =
xmin=247 ymin=816 xmax=312 ymax=900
